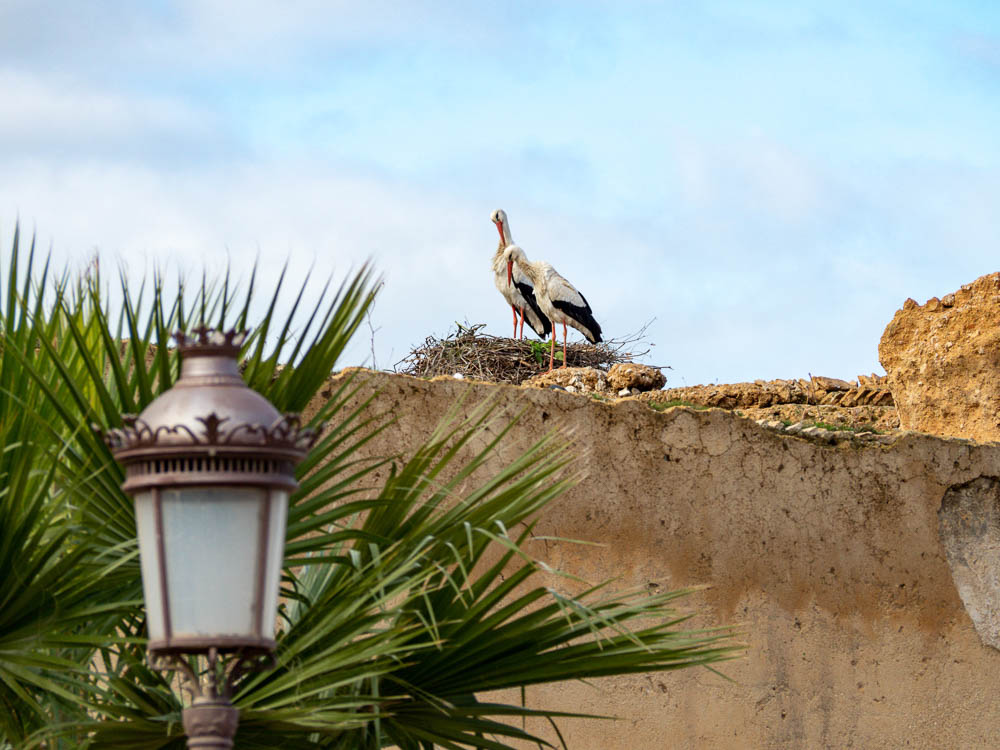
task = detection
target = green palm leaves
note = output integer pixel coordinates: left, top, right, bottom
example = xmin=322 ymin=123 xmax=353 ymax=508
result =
xmin=0 ymin=226 xmax=738 ymax=749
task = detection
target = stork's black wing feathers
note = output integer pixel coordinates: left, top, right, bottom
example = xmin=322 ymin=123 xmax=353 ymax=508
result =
xmin=513 ymin=280 xmax=552 ymax=338
xmin=552 ymin=297 xmax=603 ymax=343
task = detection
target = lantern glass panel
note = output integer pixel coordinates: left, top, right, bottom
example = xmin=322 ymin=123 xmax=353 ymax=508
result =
xmin=262 ymin=490 xmax=288 ymax=640
xmin=134 ymin=491 xmax=165 ymax=641
xmin=134 ymin=486 xmax=288 ymax=645
xmin=161 ymin=486 xmax=264 ymax=639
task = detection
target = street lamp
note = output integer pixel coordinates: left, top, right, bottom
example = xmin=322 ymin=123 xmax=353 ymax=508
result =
xmin=105 ymin=328 xmax=318 ymax=748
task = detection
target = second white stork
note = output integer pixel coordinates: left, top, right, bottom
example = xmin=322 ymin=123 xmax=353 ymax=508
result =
xmin=490 ymin=209 xmax=551 ymax=339
xmin=504 ymin=245 xmax=603 ymax=371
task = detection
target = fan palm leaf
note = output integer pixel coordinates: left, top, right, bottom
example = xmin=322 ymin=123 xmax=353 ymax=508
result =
xmin=0 ymin=225 xmax=740 ymax=749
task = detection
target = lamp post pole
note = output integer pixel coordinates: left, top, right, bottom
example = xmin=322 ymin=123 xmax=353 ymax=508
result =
xmin=105 ymin=328 xmax=318 ymax=748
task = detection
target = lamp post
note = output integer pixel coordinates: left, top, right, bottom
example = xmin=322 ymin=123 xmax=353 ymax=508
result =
xmin=105 ymin=328 xmax=318 ymax=748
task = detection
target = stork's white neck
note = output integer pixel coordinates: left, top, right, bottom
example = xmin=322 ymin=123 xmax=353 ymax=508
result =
xmin=506 ymin=247 xmax=542 ymax=289
xmin=499 ymin=216 xmax=513 ymax=246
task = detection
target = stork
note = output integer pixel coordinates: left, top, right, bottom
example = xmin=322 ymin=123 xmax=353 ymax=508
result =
xmin=490 ymin=209 xmax=551 ymax=339
xmin=504 ymin=245 xmax=603 ymax=371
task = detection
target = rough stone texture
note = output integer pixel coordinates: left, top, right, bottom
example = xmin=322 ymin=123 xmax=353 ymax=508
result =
xmin=307 ymin=370 xmax=1000 ymax=750
xmin=647 ymin=376 xmax=894 ymax=411
xmin=606 ymin=362 xmax=666 ymax=392
xmin=737 ymin=403 xmax=900 ymax=433
xmin=820 ymin=373 xmax=894 ymax=407
xmin=522 ymin=366 xmax=608 ymax=393
xmin=836 ymin=385 xmax=895 ymax=408
xmin=753 ymin=417 xmax=897 ymax=445
xmin=644 ymin=379 xmax=808 ymax=409
xmin=938 ymin=476 xmax=1000 ymax=649
xmin=879 ymin=272 xmax=1000 ymax=442
xmin=809 ymin=375 xmax=853 ymax=391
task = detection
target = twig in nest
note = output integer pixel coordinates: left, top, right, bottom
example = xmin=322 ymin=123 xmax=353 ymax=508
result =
xmin=394 ymin=321 xmax=651 ymax=385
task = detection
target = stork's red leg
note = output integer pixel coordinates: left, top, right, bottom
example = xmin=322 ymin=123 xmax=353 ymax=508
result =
xmin=511 ymin=305 xmax=518 ymax=338
xmin=561 ymin=322 xmax=568 ymax=368
xmin=549 ymin=329 xmax=556 ymax=371
xmin=518 ymin=308 xmax=525 ymax=339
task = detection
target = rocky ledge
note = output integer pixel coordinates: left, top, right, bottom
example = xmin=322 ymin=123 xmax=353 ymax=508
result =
xmin=880 ymin=272 xmax=1000 ymax=443
xmin=522 ymin=362 xmax=665 ymax=396
xmin=642 ymin=374 xmax=894 ymax=410
xmin=751 ymin=417 xmax=900 ymax=445
xmin=513 ymin=365 xmax=902 ymax=441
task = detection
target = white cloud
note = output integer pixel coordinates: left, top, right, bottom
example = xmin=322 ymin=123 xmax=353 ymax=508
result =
xmin=0 ymin=70 xmax=227 ymax=159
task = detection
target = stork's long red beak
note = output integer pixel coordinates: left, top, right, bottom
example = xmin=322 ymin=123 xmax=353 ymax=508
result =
xmin=507 ymin=259 xmax=513 ymax=287
xmin=494 ymin=221 xmax=505 ymax=244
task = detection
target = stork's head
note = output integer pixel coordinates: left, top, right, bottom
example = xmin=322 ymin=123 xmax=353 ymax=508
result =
xmin=503 ymin=244 xmax=526 ymax=288
xmin=490 ymin=208 xmax=508 ymax=243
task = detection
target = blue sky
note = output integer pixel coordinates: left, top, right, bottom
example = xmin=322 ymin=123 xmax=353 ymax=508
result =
xmin=2 ymin=1 xmax=999 ymax=385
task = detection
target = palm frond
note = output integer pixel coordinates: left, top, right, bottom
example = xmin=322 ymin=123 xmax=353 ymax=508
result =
xmin=0 ymin=226 xmax=740 ymax=750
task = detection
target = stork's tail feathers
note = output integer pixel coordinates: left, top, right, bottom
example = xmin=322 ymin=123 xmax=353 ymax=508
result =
xmin=527 ymin=315 xmax=552 ymax=339
xmin=551 ymin=299 xmax=602 ymax=343
xmin=578 ymin=312 xmax=602 ymax=343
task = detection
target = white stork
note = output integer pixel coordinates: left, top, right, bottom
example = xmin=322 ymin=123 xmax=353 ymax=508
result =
xmin=504 ymin=244 xmax=603 ymax=371
xmin=490 ymin=209 xmax=551 ymax=339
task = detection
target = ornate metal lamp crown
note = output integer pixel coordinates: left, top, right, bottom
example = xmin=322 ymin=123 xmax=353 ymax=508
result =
xmin=174 ymin=326 xmax=247 ymax=356
xmin=104 ymin=328 xmax=320 ymax=493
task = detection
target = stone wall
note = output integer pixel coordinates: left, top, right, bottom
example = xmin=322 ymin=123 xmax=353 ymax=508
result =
xmin=308 ymin=370 xmax=1000 ymax=750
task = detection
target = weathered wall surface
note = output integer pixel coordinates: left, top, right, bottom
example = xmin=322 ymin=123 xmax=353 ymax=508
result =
xmin=311 ymin=370 xmax=1000 ymax=750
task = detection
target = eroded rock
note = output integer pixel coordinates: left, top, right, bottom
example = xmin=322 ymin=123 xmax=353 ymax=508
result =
xmin=523 ymin=366 xmax=608 ymax=393
xmin=606 ymin=362 xmax=666 ymax=392
xmin=879 ymin=272 xmax=1000 ymax=442
xmin=810 ymin=375 xmax=854 ymax=392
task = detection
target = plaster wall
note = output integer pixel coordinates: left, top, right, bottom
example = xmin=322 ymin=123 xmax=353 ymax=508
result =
xmin=310 ymin=371 xmax=1000 ymax=749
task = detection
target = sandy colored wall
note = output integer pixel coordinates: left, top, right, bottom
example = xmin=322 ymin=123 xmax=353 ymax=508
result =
xmin=310 ymin=370 xmax=1000 ymax=749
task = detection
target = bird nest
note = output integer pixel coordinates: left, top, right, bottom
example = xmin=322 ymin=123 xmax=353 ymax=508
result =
xmin=394 ymin=322 xmax=651 ymax=385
